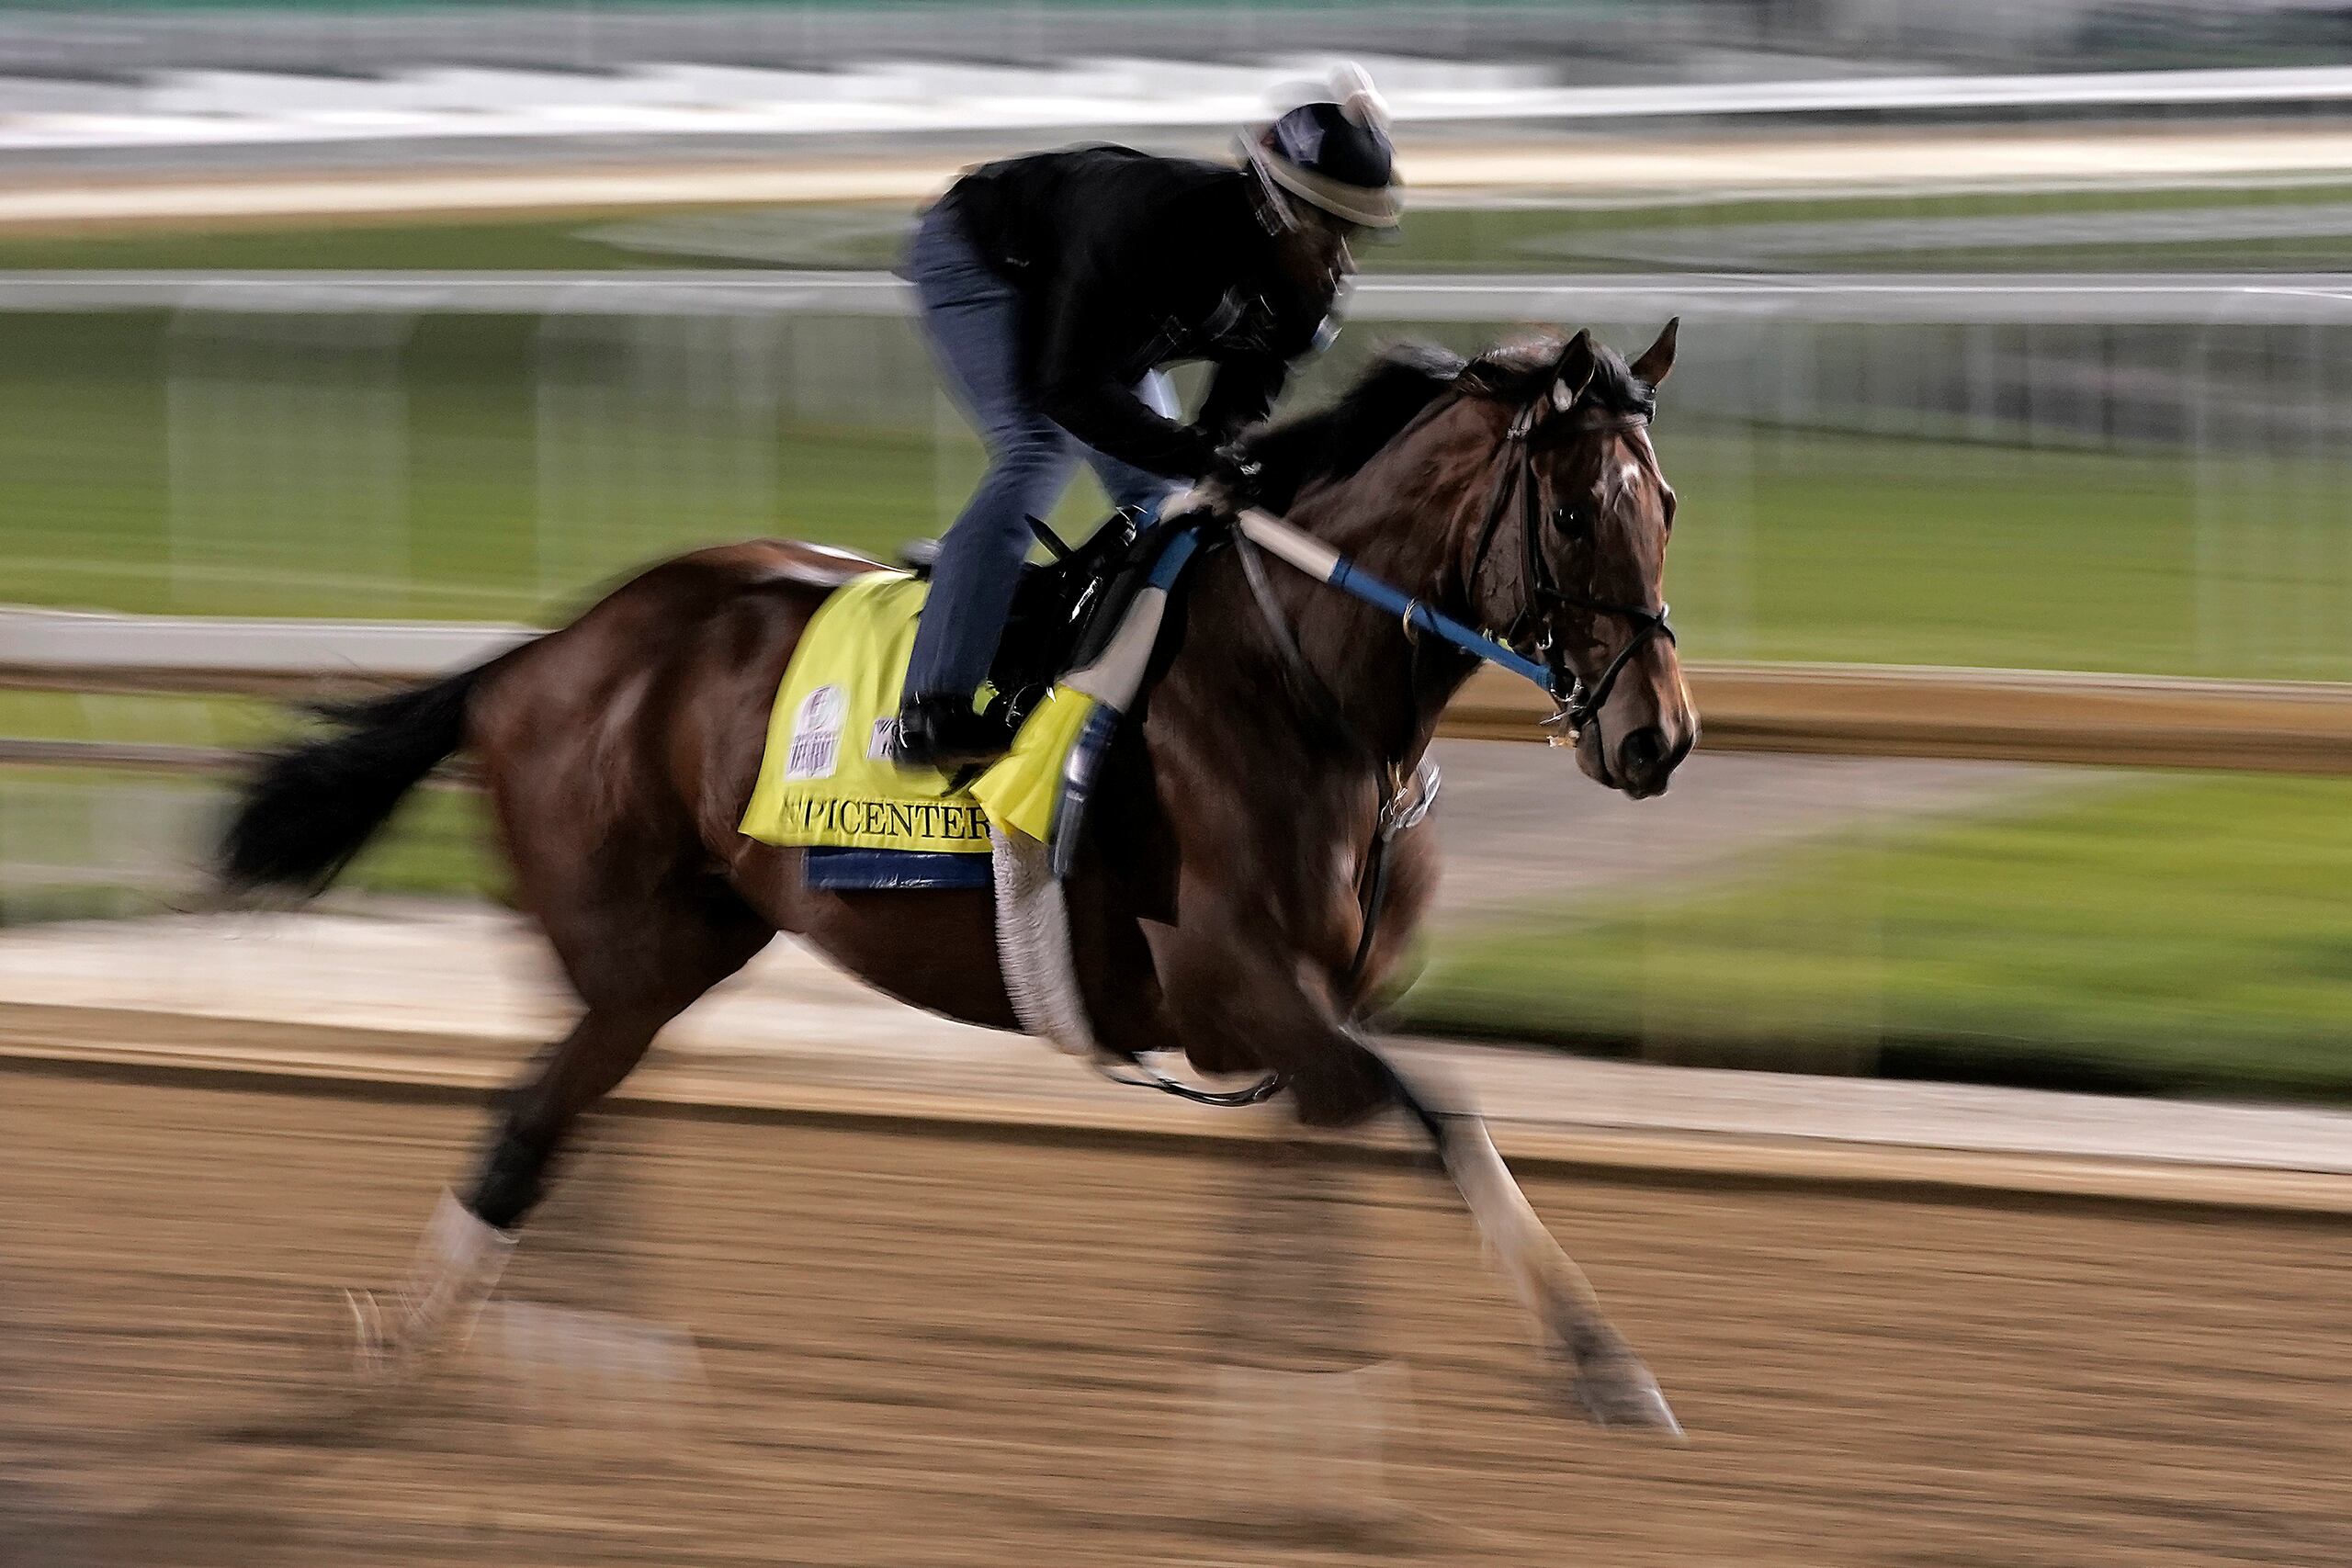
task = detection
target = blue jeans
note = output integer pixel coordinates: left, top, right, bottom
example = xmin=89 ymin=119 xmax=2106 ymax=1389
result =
xmin=899 ymin=202 xmax=1178 ymax=705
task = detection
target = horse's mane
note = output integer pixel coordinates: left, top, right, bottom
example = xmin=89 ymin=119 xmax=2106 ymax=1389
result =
xmin=1242 ymin=343 xmax=1466 ymax=513
xmin=1243 ymin=333 xmax=1656 ymax=512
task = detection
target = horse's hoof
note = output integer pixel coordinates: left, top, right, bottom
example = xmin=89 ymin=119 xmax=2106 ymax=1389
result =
xmin=345 ymin=1289 xmax=414 ymax=1388
xmin=345 ymin=1289 xmax=390 ymax=1378
xmin=1570 ymin=1348 xmax=1684 ymax=1438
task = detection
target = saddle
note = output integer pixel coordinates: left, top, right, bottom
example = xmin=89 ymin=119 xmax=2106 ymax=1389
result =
xmin=905 ymin=506 xmax=1167 ymax=730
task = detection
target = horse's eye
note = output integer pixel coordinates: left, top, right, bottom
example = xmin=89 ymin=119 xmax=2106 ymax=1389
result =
xmin=1551 ymin=504 xmax=1589 ymax=538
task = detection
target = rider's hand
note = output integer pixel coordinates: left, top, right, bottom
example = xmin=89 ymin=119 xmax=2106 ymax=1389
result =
xmin=1198 ymin=444 xmax=1265 ymax=515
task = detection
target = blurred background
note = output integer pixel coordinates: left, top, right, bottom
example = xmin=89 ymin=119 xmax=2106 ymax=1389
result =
xmin=5 ymin=6 xmax=2352 ymax=1565
xmin=6 ymin=0 xmax=2352 ymax=1100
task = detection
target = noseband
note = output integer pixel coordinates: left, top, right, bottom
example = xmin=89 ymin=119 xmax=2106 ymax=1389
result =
xmin=1464 ymin=402 xmax=1677 ymax=742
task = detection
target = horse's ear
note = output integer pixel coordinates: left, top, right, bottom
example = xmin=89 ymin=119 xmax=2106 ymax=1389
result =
xmin=1549 ymin=330 xmax=1597 ymax=413
xmin=1630 ymin=317 xmax=1679 ymax=389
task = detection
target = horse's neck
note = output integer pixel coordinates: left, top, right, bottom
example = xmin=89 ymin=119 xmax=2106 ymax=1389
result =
xmin=1277 ymin=412 xmax=1498 ymax=763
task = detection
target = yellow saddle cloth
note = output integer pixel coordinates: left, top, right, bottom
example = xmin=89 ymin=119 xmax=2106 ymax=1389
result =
xmin=737 ymin=570 xmax=1099 ymax=858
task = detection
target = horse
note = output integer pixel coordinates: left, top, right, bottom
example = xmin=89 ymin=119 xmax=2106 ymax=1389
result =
xmin=220 ymin=321 xmax=1696 ymax=1433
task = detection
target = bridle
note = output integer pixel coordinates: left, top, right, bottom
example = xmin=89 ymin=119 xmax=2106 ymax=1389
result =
xmin=1464 ymin=400 xmax=1677 ymax=745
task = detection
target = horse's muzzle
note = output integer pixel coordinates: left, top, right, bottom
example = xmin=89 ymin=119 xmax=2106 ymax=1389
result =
xmin=1606 ymin=723 xmax=1690 ymax=799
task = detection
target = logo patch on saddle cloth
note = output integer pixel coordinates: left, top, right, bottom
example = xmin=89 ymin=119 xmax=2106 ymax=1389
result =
xmin=783 ymin=684 xmax=847 ymax=780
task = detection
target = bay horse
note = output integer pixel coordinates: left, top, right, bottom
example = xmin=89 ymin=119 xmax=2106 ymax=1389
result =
xmin=220 ymin=322 xmax=1696 ymax=1432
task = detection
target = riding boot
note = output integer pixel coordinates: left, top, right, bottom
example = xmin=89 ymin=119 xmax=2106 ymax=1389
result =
xmin=891 ymin=693 xmax=1014 ymax=770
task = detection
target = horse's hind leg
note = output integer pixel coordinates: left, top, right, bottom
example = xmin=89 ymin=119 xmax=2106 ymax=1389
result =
xmin=358 ymin=877 xmax=770 ymax=1375
xmin=468 ymin=999 xmax=714 ymax=1233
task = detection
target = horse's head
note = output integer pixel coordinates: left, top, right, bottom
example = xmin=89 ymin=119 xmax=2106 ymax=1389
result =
xmin=1458 ymin=321 xmax=1696 ymax=798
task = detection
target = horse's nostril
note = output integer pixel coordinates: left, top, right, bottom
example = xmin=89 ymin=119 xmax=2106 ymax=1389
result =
xmin=1618 ymin=727 xmax=1668 ymax=782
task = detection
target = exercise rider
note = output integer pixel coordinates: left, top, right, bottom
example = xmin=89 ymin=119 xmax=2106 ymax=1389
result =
xmin=890 ymin=66 xmax=1405 ymax=769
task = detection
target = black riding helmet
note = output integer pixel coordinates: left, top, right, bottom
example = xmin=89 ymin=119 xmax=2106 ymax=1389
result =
xmin=1245 ymin=64 xmax=1403 ymax=235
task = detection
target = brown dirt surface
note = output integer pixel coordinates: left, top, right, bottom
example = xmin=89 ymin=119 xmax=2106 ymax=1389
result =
xmin=4 ymin=1066 xmax=2346 ymax=1568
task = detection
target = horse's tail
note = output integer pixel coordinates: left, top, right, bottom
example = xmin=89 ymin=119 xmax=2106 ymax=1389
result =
xmin=219 ymin=649 xmax=514 ymax=897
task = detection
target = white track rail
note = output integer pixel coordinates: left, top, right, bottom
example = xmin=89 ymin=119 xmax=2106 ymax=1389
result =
xmin=9 ymin=270 xmax=2352 ymax=323
xmin=11 ymin=606 xmax=2352 ymax=775
xmin=0 ymin=604 xmax=529 ymax=682
xmin=13 ymin=64 xmax=2352 ymax=153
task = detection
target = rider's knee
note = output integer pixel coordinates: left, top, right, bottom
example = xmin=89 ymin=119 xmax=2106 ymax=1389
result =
xmin=984 ymin=420 xmax=1072 ymax=475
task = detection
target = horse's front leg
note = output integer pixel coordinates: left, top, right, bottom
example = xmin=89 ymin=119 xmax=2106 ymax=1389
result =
xmin=1151 ymin=908 xmax=1679 ymax=1435
xmin=1378 ymin=1056 xmax=1680 ymax=1434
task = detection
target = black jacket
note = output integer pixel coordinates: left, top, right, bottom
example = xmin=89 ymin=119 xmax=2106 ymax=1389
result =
xmin=935 ymin=144 xmax=1337 ymax=481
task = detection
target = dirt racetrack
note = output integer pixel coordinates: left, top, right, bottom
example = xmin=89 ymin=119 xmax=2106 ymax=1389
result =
xmin=4 ymin=1064 xmax=2346 ymax=1568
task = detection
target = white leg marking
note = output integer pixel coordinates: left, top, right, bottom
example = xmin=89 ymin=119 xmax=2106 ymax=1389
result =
xmin=356 ymin=1189 xmax=517 ymax=1379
